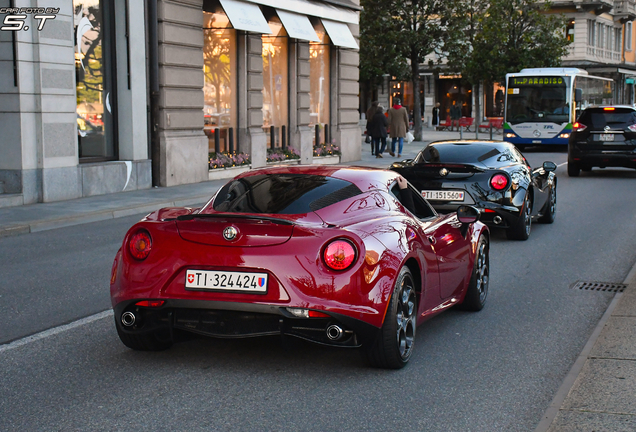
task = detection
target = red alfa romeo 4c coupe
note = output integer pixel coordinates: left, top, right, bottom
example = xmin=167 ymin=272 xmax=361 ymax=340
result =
xmin=110 ymin=165 xmax=490 ymax=368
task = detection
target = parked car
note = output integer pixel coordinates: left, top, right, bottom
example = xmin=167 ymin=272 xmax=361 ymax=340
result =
xmin=110 ymin=166 xmax=489 ymax=369
xmin=568 ymin=105 xmax=636 ymax=176
xmin=390 ymin=140 xmax=557 ymax=240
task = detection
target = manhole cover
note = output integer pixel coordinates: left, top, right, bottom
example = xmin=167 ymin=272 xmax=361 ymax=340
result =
xmin=570 ymin=281 xmax=627 ymax=293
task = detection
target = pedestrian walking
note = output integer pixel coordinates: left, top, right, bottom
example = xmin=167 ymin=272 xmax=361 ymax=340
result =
xmin=450 ymin=101 xmax=461 ymax=131
xmin=432 ymin=102 xmax=440 ymax=127
xmin=367 ymin=106 xmax=388 ymax=158
xmin=365 ymin=101 xmax=379 ymax=155
xmin=388 ymin=98 xmax=409 ymax=157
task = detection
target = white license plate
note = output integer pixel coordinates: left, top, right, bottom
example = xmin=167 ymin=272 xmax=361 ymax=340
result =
xmin=532 ymin=140 xmax=541 ymax=143
xmin=422 ymin=190 xmax=465 ymax=201
xmin=185 ymin=269 xmax=268 ymax=293
xmin=599 ymin=133 xmax=614 ymax=141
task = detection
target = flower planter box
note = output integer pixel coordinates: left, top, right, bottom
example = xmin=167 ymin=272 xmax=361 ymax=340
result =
xmin=208 ymin=165 xmax=251 ymax=181
xmin=266 ymin=159 xmax=301 ymax=166
xmin=312 ymin=155 xmax=340 ymax=165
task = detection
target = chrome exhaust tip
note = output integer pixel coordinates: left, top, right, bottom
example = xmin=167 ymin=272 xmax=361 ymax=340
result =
xmin=326 ymin=324 xmax=344 ymax=341
xmin=121 ymin=311 xmax=136 ymax=327
xmin=493 ymin=216 xmax=502 ymax=225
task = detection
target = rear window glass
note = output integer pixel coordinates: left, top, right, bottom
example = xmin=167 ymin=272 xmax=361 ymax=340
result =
xmin=213 ymin=174 xmax=362 ymax=214
xmin=417 ymin=143 xmax=509 ymax=164
xmin=578 ymin=109 xmax=636 ymax=129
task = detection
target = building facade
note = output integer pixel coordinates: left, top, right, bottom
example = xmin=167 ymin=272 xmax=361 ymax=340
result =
xmin=0 ymin=0 xmax=361 ymax=207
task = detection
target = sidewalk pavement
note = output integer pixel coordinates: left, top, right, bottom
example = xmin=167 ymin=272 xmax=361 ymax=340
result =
xmin=5 ymin=126 xmax=636 ymax=430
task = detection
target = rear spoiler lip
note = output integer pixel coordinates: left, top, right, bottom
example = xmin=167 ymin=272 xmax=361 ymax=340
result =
xmin=421 ymin=163 xmax=486 ymax=172
xmin=175 ymin=213 xmax=295 ymax=225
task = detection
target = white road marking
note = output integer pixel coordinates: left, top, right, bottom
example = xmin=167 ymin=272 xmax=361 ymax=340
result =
xmin=557 ymin=162 xmax=567 ymax=167
xmin=0 ymin=310 xmax=113 ymax=354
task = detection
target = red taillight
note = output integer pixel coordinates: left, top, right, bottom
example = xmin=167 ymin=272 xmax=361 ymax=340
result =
xmin=573 ymin=122 xmax=587 ymax=132
xmin=135 ymin=300 xmax=164 ymax=307
xmin=603 ymin=107 xmax=615 ymax=111
xmin=323 ymin=239 xmax=356 ymax=271
xmin=129 ymin=230 xmax=152 ymax=260
xmin=628 ymin=124 xmax=636 ymax=132
xmin=490 ymin=174 xmax=509 ymax=191
xmin=484 ymin=209 xmax=496 ymax=213
xmin=308 ymin=310 xmax=330 ymax=318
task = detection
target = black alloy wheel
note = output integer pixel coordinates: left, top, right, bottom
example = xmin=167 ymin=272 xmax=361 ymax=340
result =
xmin=365 ymin=266 xmax=417 ymax=369
xmin=506 ymin=194 xmax=532 ymax=240
xmin=458 ymin=236 xmax=489 ymax=311
xmin=539 ymin=185 xmax=556 ymax=224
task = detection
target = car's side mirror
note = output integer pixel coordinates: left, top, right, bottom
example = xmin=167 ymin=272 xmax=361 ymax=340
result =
xmin=457 ymin=205 xmax=480 ymax=224
xmin=543 ymin=161 xmax=557 ymax=172
xmin=457 ymin=206 xmax=480 ymax=238
xmin=575 ymin=88 xmax=582 ymax=103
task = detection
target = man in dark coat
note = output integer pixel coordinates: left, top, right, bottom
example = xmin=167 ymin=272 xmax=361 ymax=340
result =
xmin=450 ymin=101 xmax=461 ymax=131
xmin=367 ymin=106 xmax=388 ymax=158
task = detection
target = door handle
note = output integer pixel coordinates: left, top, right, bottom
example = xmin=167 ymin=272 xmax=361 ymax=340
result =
xmin=427 ymin=235 xmax=436 ymax=245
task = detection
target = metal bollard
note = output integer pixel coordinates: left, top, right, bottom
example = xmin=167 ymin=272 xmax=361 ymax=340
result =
xmin=270 ymin=125 xmax=275 ymax=148
xmin=229 ymin=127 xmax=234 ymax=153
xmin=490 ymin=124 xmax=493 ymax=140
xmin=282 ymin=125 xmax=286 ymax=149
xmin=214 ymin=128 xmax=220 ymax=153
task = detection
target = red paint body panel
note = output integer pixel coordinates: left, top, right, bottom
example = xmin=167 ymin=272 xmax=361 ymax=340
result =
xmin=110 ymin=166 xmax=487 ymax=335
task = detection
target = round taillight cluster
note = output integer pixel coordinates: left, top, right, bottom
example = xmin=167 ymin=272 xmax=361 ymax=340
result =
xmin=490 ymin=173 xmax=509 ymax=191
xmin=129 ymin=230 xmax=152 ymax=260
xmin=323 ymin=239 xmax=356 ymax=271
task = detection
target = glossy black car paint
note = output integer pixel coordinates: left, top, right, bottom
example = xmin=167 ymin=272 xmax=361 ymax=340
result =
xmin=568 ymin=106 xmax=636 ymax=176
xmin=390 ymin=141 xmax=557 ymax=238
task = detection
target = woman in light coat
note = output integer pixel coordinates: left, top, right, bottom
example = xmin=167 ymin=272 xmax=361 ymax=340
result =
xmin=388 ymin=98 xmax=409 ymax=157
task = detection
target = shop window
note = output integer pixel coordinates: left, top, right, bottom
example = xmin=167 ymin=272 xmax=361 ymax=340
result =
xmin=203 ymin=10 xmax=237 ymax=154
xmin=74 ymin=0 xmax=116 ymax=161
xmin=309 ymin=22 xmax=330 ymax=146
xmin=262 ymin=19 xmax=289 ymax=149
xmin=566 ymin=20 xmax=574 ymax=43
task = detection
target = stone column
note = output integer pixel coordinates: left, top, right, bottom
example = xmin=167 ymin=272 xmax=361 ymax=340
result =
xmin=291 ymin=41 xmax=314 ymax=164
xmin=331 ymin=42 xmax=361 ymax=163
xmin=245 ymin=34 xmax=266 ymax=168
xmin=0 ymin=0 xmax=79 ymax=204
xmin=157 ymin=0 xmax=208 ymax=186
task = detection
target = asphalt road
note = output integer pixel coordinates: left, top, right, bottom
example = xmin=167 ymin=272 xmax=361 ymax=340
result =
xmin=2 ymin=150 xmax=636 ymax=431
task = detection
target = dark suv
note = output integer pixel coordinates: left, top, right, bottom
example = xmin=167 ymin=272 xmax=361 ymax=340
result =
xmin=568 ymin=105 xmax=636 ymax=176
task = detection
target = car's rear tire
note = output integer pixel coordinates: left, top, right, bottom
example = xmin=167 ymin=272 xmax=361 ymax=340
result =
xmin=115 ymin=317 xmax=173 ymax=351
xmin=538 ymin=185 xmax=556 ymax=224
xmin=458 ymin=235 xmax=489 ymax=311
xmin=567 ymin=160 xmax=580 ymax=177
xmin=506 ymin=194 xmax=532 ymax=240
xmin=365 ymin=266 xmax=417 ymax=369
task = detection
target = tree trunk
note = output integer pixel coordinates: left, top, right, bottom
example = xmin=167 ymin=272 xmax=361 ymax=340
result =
xmin=474 ymin=82 xmax=481 ymax=139
xmin=411 ymin=58 xmax=422 ymax=141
